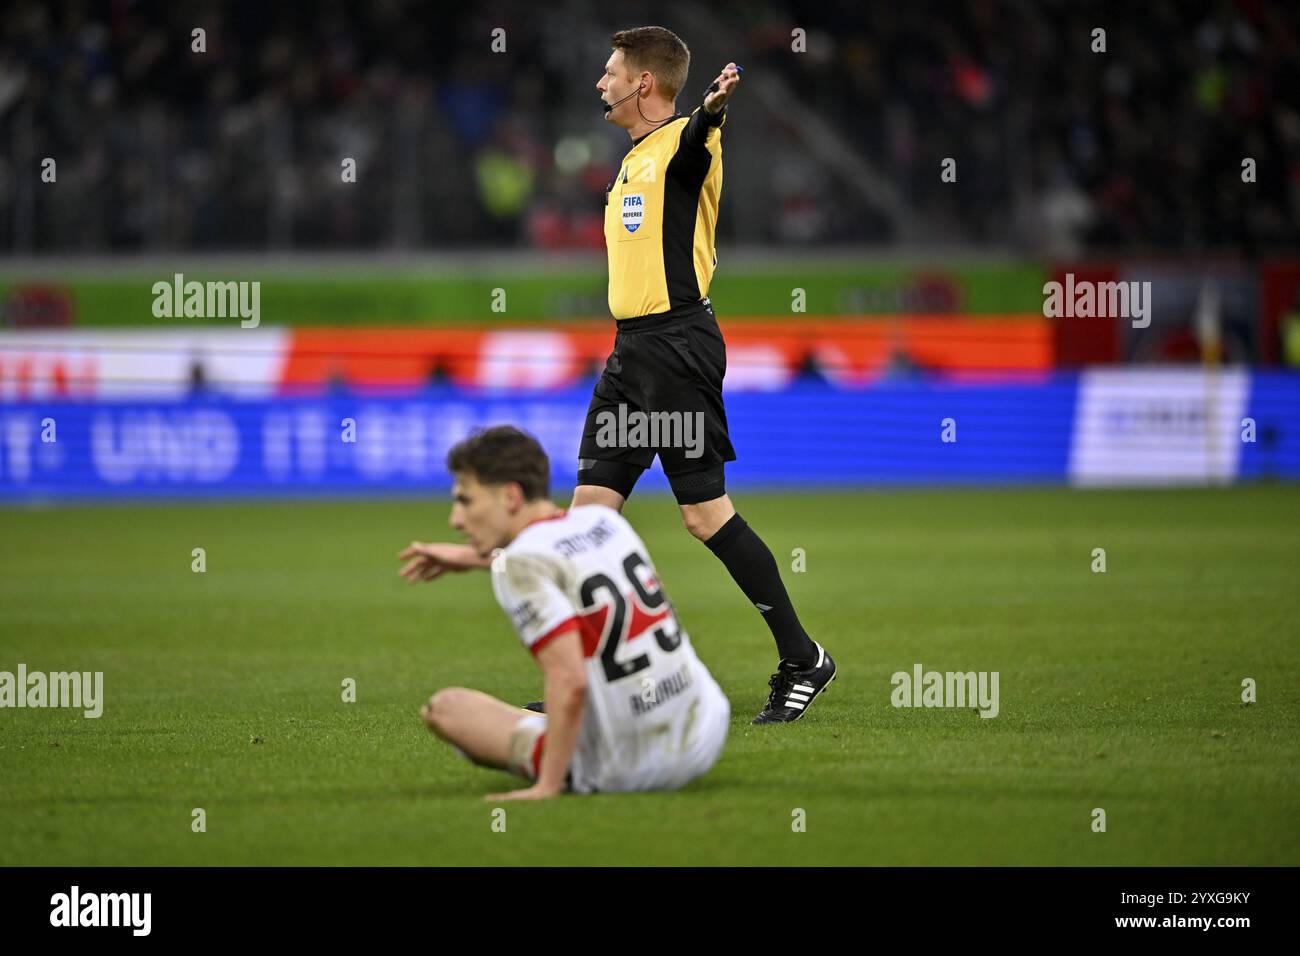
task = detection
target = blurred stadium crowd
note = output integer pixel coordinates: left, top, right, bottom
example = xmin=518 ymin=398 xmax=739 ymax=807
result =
xmin=1 ymin=0 xmax=1297 ymax=254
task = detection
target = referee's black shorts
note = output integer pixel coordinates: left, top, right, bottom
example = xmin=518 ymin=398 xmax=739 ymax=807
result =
xmin=577 ymin=297 xmax=736 ymax=505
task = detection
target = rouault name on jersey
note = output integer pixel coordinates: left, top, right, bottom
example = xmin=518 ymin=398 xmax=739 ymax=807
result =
xmin=630 ymin=662 xmax=694 ymax=717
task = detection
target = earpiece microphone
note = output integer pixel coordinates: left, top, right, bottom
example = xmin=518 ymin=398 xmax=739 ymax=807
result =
xmin=604 ymin=87 xmax=641 ymax=113
xmin=603 ymin=83 xmax=677 ymax=129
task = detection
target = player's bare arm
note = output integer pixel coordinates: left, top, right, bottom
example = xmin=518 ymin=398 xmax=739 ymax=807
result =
xmin=485 ymin=627 xmax=587 ymax=801
xmin=397 ymin=541 xmax=490 ymax=582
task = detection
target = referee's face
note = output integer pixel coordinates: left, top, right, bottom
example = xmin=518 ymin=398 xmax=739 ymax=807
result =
xmin=598 ymin=50 xmax=636 ymax=126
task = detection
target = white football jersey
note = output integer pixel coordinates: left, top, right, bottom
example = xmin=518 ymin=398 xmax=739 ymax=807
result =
xmin=491 ymin=504 xmax=729 ymax=792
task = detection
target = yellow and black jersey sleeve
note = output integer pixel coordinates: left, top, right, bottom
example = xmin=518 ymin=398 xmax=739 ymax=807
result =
xmin=604 ymin=106 xmax=727 ymax=320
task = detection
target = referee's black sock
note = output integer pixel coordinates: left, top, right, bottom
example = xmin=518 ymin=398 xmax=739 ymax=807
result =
xmin=703 ymin=513 xmax=817 ymax=665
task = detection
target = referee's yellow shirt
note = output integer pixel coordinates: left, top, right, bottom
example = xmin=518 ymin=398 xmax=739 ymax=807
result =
xmin=604 ymin=105 xmax=727 ymax=320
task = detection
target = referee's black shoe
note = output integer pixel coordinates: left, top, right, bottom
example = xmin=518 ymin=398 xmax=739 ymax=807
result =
xmin=522 ymin=701 xmax=545 ymax=714
xmin=751 ymin=643 xmax=837 ymax=724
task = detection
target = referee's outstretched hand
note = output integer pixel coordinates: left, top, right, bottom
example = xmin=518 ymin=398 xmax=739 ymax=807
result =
xmin=704 ymin=62 xmax=741 ymax=115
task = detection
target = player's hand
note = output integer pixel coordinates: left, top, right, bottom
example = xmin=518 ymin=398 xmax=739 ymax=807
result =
xmin=397 ymin=541 xmax=486 ymax=582
xmin=484 ymin=784 xmax=563 ymax=802
xmin=704 ymin=62 xmax=741 ymax=115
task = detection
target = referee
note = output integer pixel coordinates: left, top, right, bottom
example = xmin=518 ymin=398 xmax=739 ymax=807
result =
xmin=400 ymin=27 xmax=836 ymax=725
xmin=580 ymin=26 xmax=836 ymax=724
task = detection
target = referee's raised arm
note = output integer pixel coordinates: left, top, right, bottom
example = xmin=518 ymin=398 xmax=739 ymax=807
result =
xmin=703 ymin=62 xmax=742 ymax=115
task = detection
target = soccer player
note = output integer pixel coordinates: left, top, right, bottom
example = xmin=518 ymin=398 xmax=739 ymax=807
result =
xmin=402 ymin=426 xmax=730 ymax=799
xmin=404 ymin=26 xmax=834 ymax=724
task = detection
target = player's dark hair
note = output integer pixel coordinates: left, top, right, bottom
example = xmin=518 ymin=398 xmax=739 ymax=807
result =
xmin=446 ymin=425 xmax=551 ymax=501
xmin=611 ymin=25 xmax=689 ymax=101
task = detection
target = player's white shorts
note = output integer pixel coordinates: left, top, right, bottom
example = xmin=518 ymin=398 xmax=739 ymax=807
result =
xmin=505 ymin=688 xmax=730 ymax=794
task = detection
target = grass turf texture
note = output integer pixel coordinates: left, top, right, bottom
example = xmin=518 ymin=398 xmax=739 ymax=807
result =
xmin=1 ymin=486 xmax=1297 ymax=866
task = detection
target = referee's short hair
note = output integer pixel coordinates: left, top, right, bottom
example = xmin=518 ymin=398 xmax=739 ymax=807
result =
xmin=447 ymin=426 xmax=550 ymax=502
xmin=611 ymin=26 xmax=689 ymax=101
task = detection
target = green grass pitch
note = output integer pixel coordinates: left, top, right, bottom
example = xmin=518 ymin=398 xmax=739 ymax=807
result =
xmin=2 ymin=486 xmax=1297 ymax=866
